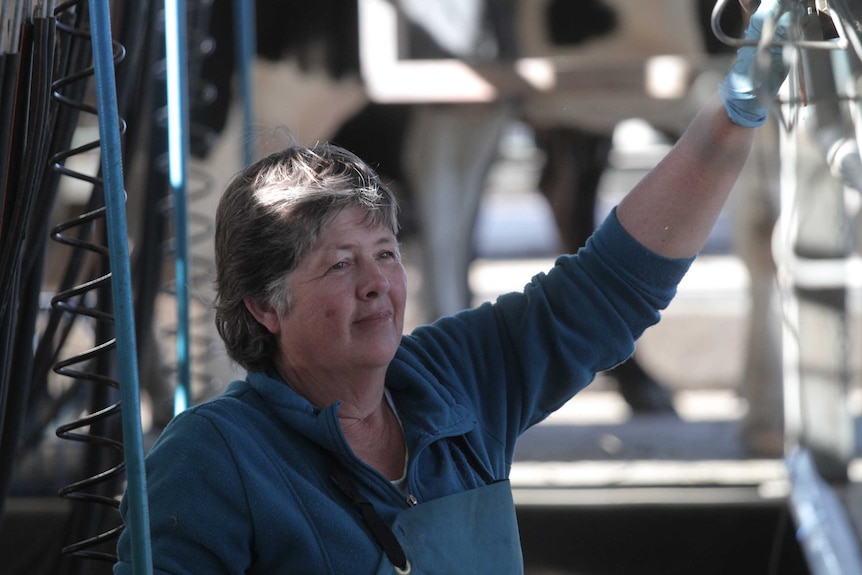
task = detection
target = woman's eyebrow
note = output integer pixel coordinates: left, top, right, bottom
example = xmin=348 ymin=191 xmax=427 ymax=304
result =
xmin=331 ymin=235 xmax=397 ymax=251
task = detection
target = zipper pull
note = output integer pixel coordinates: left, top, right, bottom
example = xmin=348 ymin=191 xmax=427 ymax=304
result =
xmin=406 ymin=493 xmax=418 ymax=507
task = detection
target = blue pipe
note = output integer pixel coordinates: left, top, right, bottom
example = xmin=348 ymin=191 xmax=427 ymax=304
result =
xmin=164 ymin=0 xmax=192 ymax=415
xmin=233 ymin=0 xmax=256 ymax=166
xmin=87 ymin=1 xmax=153 ymax=573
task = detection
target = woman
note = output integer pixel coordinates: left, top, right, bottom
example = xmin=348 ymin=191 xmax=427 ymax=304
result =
xmin=115 ymin=1 xmax=790 ymax=572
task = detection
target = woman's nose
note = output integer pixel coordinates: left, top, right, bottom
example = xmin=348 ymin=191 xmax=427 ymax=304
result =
xmin=359 ymin=263 xmax=389 ymax=298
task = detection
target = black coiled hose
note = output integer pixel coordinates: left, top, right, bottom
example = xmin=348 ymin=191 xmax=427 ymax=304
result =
xmin=48 ymin=0 xmax=129 ymax=567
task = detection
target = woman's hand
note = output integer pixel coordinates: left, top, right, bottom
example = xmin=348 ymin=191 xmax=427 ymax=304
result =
xmin=719 ymin=0 xmax=795 ymax=127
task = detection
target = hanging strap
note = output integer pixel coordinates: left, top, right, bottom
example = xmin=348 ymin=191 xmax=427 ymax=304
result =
xmin=327 ymin=454 xmax=410 ymax=572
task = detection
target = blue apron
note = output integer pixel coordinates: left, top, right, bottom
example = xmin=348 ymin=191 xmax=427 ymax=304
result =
xmin=374 ymin=480 xmax=524 ymax=574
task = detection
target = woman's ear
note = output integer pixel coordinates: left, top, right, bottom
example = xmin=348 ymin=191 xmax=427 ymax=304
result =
xmin=244 ymin=298 xmax=281 ymax=335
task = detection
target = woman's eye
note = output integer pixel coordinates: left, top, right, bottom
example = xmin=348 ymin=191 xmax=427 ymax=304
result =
xmin=380 ymin=250 xmax=398 ymax=261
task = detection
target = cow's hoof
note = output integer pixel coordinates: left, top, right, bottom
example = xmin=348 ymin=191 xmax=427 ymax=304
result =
xmin=607 ymin=359 xmax=678 ymax=416
xmin=617 ymin=378 xmax=678 ymax=415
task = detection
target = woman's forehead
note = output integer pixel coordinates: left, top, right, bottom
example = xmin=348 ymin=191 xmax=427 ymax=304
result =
xmin=321 ymin=205 xmax=392 ymax=234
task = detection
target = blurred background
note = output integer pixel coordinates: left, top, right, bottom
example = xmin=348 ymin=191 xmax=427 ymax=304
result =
xmin=1 ymin=0 xmax=861 ymax=573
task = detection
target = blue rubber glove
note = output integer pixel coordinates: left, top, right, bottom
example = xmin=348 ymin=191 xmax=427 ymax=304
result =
xmin=719 ymin=0 xmax=795 ymax=127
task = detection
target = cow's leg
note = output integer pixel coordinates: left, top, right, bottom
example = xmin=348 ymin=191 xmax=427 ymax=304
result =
xmin=535 ymin=125 xmax=677 ymax=415
xmin=732 ymin=119 xmax=783 ymax=456
xmin=535 ymin=126 xmax=607 ymax=252
xmin=403 ymin=103 xmax=513 ymax=321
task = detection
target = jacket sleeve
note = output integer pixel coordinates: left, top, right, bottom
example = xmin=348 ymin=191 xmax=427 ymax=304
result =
xmin=496 ymin=208 xmax=693 ymax=422
xmin=114 ymin=411 xmax=253 ymax=574
xmin=400 ymin=209 xmax=693 ymax=452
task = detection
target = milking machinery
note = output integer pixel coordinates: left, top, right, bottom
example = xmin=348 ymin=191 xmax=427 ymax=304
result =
xmin=0 ymin=1 xmax=256 ymax=573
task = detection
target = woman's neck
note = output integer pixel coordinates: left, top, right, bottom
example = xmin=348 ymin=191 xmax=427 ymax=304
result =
xmin=273 ymin=362 xmax=404 ymax=478
xmin=276 ymin=361 xmax=386 ymax=416
xmin=340 ymin=396 xmax=406 ymax=480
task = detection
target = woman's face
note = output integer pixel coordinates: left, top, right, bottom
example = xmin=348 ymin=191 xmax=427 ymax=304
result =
xmin=273 ymin=205 xmax=407 ymax=379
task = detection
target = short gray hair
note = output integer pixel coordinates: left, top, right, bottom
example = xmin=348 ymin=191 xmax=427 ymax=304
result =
xmin=213 ymin=143 xmax=400 ymax=371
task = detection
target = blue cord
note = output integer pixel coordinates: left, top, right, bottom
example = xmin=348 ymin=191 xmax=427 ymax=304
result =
xmin=164 ymin=0 xmax=192 ymax=415
xmin=87 ymin=1 xmax=153 ymax=573
xmin=233 ymin=0 xmax=257 ymax=166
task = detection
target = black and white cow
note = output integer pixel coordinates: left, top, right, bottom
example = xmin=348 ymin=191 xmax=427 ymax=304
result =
xmin=190 ymin=0 xmax=783 ymax=434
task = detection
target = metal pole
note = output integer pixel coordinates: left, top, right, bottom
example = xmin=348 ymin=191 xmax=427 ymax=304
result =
xmin=233 ymin=0 xmax=256 ymax=166
xmin=164 ymin=0 xmax=192 ymax=414
xmin=87 ymin=1 xmax=153 ymax=573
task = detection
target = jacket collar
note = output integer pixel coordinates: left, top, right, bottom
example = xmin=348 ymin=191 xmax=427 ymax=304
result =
xmin=241 ymin=358 xmax=475 ymax=456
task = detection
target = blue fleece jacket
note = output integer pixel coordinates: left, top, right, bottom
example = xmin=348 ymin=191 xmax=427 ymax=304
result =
xmin=114 ymin=211 xmax=693 ymax=574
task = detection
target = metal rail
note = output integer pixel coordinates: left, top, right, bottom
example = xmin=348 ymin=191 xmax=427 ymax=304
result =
xmin=728 ymin=1 xmax=862 ymax=573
